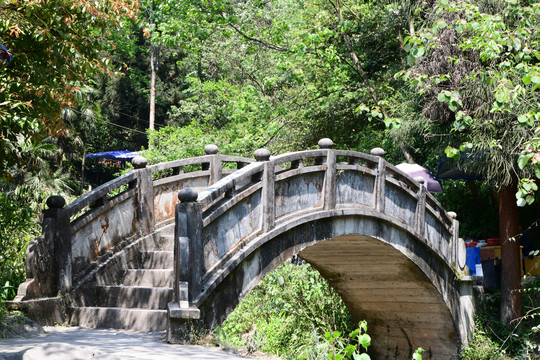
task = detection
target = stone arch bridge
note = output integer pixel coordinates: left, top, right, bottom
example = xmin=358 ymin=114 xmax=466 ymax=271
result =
xmin=13 ymin=139 xmax=474 ymax=359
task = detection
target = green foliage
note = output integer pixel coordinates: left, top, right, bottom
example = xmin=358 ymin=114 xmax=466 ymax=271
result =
xmin=434 ymin=180 xmax=499 ymax=238
xmin=402 ymin=0 xmax=540 ymax=196
xmin=217 ymin=262 xmax=353 ymax=359
xmin=322 ymin=321 xmax=372 ymax=360
xmin=0 ymin=0 xmax=137 ymax=182
xmin=461 ymin=324 xmax=508 ymax=360
xmin=461 ymin=279 xmax=540 ymax=359
xmin=0 ymin=193 xmax=39 ymax=314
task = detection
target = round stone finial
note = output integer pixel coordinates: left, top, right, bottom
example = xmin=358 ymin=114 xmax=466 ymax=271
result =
xmin=318 ymin=138 xmax=334 ymax=149
xmin=413 ymin=176 xmax=425 ymax=184
xmin=46 ymin=195 xmax=66 ymax=209
xmin=448 ymin=211 xmax=457 ymax=219
xmin=254 ymin=148 xmax=271 ymax=162
xmin=204 ymin=144 xmax=219 ymax=155
xmin=131 ymin=155 xmax=148 ymax=169
xmin=370 ymin=147 xmax=385 ymax=157
xmin=178 ymin=188 xmax=198 ymax=203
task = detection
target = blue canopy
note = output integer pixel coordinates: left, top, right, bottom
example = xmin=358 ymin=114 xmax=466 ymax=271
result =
xmin=86 ymin=150 xmax=141 ymax=161
xmin=0 ymin=43 xmax=12 ymax=63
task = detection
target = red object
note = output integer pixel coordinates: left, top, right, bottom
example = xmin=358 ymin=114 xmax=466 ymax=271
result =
xmin=487 ymin=238 xmax=500 ymax=246
xmin=466 ymin=241 xmax=477 ymax=248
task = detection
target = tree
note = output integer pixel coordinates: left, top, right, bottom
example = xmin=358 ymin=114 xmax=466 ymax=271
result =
xmin=0 ymin=0 xmax=138 ymax=181
xmin=400 ymin=0 xmax=540 ymax=326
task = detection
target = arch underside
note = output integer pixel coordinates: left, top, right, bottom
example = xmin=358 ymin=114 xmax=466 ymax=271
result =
xmin=198 ymin=215 xmax=462 ymax=360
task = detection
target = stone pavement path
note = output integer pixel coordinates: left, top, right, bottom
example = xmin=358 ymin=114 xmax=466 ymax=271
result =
xmin=0 ymin=326 xmax=252 ymax=360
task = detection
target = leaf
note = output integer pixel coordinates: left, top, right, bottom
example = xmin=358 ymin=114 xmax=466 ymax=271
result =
xmin=345 ymin=344 xmax=357 ymax=357
xmin=495 ymin=91 xmax=506 ymax=103
xmin=411 ymin=47 xmax=425 ymax=58
xmin=518 ymin=153 xmax=534 ymax=169
xmin=523 ymin=75 xmax=532 ymax=85
xmin=445 ymin=146 xmax=460 ymax=158
xmin=513 ymin=37 xmax=521 ymax=51
xmin=448 ymin=100 xmax=458 ymax=112
xmin=437 ymin=92 xmax=448 ymax=102
xmin=358 ymin=353 xmax=371 ymax=360
xmin=359 ymin=333 xmax=371 ymax=350
xmin=532 ymin=76 xmax=540 ymax=84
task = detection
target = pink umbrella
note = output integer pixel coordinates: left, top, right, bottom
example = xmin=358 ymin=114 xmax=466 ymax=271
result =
xmin=396 ymin=163 xmax=443 ymax=193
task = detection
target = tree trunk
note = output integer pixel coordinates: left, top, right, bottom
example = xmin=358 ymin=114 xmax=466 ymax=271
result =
xmin=498 ymin=182 xmax=523 ymax=326
xmin=149 ymin=44 xmax=156 ymax=131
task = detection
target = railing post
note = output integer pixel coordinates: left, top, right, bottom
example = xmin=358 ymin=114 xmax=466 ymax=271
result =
xmin=448 ymin=211 xmax=463 ymax=269
xmin=132 ymin=156 xmax=155 ymax=236
xmin=371 ymin=148 xmax=386 ymax=213
xmin=41 ymin=195 xmax=72 ymax=296
xmin=204 ymin=144 xmax=222 ymax=185
xmin=414 ymin=176 xmax=427 ymax=238
xmin=255 ymin=149 xmax=275 ymax=232
xmin=319 ymin=138 xmax=336 ymax=210
xmin=174 ymin=188 xmax=203 ymax=306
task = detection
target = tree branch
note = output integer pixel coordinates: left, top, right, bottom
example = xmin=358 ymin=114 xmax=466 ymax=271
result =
xmin=228 ymin=23 xmax=288 ymax=52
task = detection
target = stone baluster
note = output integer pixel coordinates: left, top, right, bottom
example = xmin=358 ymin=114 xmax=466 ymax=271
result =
xmin=371 ymin=148 xmax=386 ymax=213
xmin=132 ymin=156 xmax=155 ymax=236
xmin=255 ymin=149 xmax=275 ymax=232
xmin=204 ymin=144 xmax=222 ymax=185
xmin=319 ymin=138 xmax=336 ymax=210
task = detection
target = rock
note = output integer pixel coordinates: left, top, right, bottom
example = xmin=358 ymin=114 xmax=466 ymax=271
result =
xmin=0 ymin=315 xmax=46 ymax=338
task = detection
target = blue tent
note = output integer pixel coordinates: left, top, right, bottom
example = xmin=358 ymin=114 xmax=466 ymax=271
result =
xmin=86 ymin=151 xmax=141 ymax=161
xmin=0 ymin=43 xmax=12 ymax=63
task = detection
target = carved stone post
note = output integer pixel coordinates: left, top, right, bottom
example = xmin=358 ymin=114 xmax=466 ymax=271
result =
xmin=204 ymin=144 xmax=222 ymax=185
xmin=371 ymin=148 xmax=386 ymax=213
xmin=168 ymin=188 xmax=201 ymax=344
xmin=319 ymin=138 xmax=336 ymax=210
xmin=41 ymin=195 xmax=72 ymax=296
xmin=414 ymin=176 xmax=427 ymax=238
xmin=132 ymin=156 xmax=154 ymax=236
xmin=255 ymin=149 xmax=275 ymax=232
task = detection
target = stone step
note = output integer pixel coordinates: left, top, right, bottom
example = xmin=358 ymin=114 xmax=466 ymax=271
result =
xmin=132 ymin=251 xmax=173 ymax=269
xmin=96 ymin=286 xmax=173 ymax=309
xmin=139 ymin=233 xmax=174 ymax=252
xmin=121 ymin=269 xmax=174 ymax=287
xmin=71 ymin=307 xmax=167 ymax=332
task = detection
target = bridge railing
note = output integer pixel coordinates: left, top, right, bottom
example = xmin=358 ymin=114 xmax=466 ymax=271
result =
xmin=20 ymin=146 xmax=252 ymax=300
xmin=174 ymin=139 xmax=461 ymax=309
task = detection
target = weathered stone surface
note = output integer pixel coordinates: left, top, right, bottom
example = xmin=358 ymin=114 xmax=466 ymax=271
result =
xmin=178 ymin=188 xmax=198 ymax=203
xmin=131 ymin=156 xmax=148 ymax=169
xmin=46 ymin=195 xmax=65 ymax=209
xmin=318 ymin=138 xmax=334 ymax=149
xmin=0 ymin=315 xmax=45 ymax=338
xmin=254 ymin=148 xmax=271 ymax=162
xmin=204 ymin=144 xmax=219 ymax=155
xmin=370 ymin=147 xmax=385 ymax=157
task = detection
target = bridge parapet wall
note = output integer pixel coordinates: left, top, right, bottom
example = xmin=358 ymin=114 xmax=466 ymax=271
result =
xmin=18 ymin=147 xmax=252 ymax=300
xmin=173 ymin=140 xmax=466 ymax=314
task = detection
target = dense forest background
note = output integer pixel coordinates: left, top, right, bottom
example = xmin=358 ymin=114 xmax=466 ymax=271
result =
xmin=1 ymin=0 xmax=540 ymax=358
